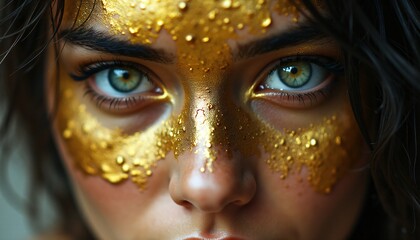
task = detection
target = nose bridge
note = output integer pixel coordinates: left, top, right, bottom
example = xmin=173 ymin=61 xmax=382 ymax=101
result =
xmin=168 ymin=80 xmax=257 ymax=213
xmin=189 ymin=90 xmax=224 ymax=173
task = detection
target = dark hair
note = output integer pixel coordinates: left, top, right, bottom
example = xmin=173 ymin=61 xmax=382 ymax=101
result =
xmin=1 ymin=0 xmax=419 ymax=239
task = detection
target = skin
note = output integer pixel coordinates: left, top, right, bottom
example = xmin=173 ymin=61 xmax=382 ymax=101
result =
xmin=47 ymin=0 xmax=369 ymax=239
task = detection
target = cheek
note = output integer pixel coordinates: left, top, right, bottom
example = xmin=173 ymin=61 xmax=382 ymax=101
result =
xmin=259 ymin=159 xmax=368 ymax=239
xmin=54 ymin=132 xmax=175 ymax=238
xmin=249 ymin=79 xmax=367 ymax=193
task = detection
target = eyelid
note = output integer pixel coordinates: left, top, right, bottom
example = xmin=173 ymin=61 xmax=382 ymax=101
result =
xmin=266 ymin=55 xmax=344 ymax=77
xmin=69 ymin=60 xmax=170 ymax=114
xmin=70 ymin=60 xmax=155 ymax=83
xmin=247 ymin=55 xmax=343 ymax=108
xmin=249 ymin=55 xmax=344 ymax=93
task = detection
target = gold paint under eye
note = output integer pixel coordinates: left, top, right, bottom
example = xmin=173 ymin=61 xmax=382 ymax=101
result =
xmin=262 ymin=116 xmax=359 ymax=193
xmin=60 ymin=0 xmax=360 ymax=193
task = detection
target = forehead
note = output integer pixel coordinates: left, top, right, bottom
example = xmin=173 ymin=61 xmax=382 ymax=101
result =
xmin=64 ymin=0 xmax=310 ymax=76
xmin=68 ymin=0 xmax=304 ymax=42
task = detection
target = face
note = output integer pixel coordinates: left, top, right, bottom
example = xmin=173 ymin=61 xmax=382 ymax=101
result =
xmin=47 ymin=0 xmax=369 ymax=239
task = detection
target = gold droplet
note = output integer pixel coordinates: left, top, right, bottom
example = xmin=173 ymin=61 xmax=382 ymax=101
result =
xmin=139 ymin=3 xmax=146 ymax=10
xmin=129 ymin=27 xmax=139 ymax=34
xmin=295 ymin=137 xmax=302 ymax=145
xmin=116 ymin=156 xmax=125 ymax=165
xmin=200 ymin=167 xmax=206 ymax=173
xmin=103 ymin=173 xmax=128 ymax=183
xmin=221 ymin=0 xmax=232 ymax=8
xmin=279 ymin=138 xmax=285 ymax=145
xmin=335 ymin=136 xmax=342 ymax=145
xmin=185 ymin=34 xmax=194 ymax=42
xmin=63 ymin=129 xmax=72 ymax=139
xmin=146 ymin=170 xmax=152 ymax=176
xmin=206 ymin=142 xmax=212 ymax=148
xmin=310 ymin=138 xmax=317 ymax=146
xmin=157 ymin=20 xmax=164 ymax=26
xmin=122 ymin=164 xmax=130 ymax=172
xmin=202 ymin=36 xmax=210 ymax=43
xmin=223 ymin=17 xmax=230 ymax=24
xmin=208 ymin=10 xmax=217 ymax=20
xmin=178 ymin=1 xmax=187 ymax=10
xmin=237 ymin=23 xmax=244 ymax=29
xmin=101 ymin=164 xmax=111 ymax=173
xmin=261 ymin=17 xmax=272 ymax=27
xmin=274 ymin=143 xmax=279 ymax=149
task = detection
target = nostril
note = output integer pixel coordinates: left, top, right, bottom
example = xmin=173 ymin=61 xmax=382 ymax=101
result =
xmin=233 ymin=200 xmax=244 ymax=206
xmin=179 ymin=200 xmax=193 ymax=209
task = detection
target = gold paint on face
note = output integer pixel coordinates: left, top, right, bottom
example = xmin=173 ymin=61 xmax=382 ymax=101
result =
xmin=58 ymin=0 xmax=361 ymax=193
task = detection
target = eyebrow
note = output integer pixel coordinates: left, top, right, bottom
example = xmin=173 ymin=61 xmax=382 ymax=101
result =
xmin=235 ymin=23 xmax=328 ymax=60
xmin=58 ymin=27 xmax=175 ymax=64
xmin=59 ymin=22 xmax=327 ymax=63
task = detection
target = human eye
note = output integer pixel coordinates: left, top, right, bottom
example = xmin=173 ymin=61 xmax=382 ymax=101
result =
xmin=70 ymin=61 xmax=166 ymax=113
xmin=253 ymin=56 xmax=343 ymax=108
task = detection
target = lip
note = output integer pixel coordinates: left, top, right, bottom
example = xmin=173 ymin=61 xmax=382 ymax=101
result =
xmin=184 ymin=238 xmax=243 ymax=240
xmin=183 ymin=232 xmax=245 ymax=240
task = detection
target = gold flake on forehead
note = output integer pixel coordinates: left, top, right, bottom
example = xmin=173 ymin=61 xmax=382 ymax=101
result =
xmin=99 ymin=0 xmax=304 ymax=74
xmin=58 ymin=0 xmax=363 ymax=193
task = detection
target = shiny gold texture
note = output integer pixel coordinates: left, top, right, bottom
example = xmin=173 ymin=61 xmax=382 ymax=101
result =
xmin=261 ymin=116 xmax=357 ymax=193
xmin=58 ymin=0 xmax=362 ymax=193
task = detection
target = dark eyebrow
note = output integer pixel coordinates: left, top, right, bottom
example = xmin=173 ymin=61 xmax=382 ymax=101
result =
xmin=58 ymin=27 xmax=175 ymax=64
xmin=235 ymin=23 xmax=328 ymax=60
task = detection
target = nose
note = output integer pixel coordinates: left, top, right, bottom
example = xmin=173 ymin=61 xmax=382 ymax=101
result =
xmin=169 ymin=149 xmax=256 ymax=213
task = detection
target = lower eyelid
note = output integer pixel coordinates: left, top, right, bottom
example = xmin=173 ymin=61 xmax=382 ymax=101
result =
xmin=251 ymin=74 xmax=336 ymax=109
xmin=83 ymin=84 xmax=168 ymax=114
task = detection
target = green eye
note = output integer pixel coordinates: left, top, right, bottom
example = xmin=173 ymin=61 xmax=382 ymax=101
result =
xmin=262 ymin=60 xmax=328 ymax=92
xmin=278 ymin=62 xmax=311 ymax=88
xmin=109 ymin=68 xmax=143 ymax=92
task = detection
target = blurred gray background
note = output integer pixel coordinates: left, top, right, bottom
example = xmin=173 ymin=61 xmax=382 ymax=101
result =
xmin=0 ymin=101 xmax=38 ymax=239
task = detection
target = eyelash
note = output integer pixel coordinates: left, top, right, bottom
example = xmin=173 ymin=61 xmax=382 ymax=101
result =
xmin=71 ymin=60 xmax=147 ymax=81
xmin=254 ymin=55 xmax=344 ymax=107
xmin=71 ymin=60 xmax=163 ymax=112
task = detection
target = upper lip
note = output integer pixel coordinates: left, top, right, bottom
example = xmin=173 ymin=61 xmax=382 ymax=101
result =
xmin=184 ymin=238 xmax=243 ymax=240
xmin=183 ymin=234 xmax=244 ymax=240
xmin=183 ymin=232 xmax=245 ymax=240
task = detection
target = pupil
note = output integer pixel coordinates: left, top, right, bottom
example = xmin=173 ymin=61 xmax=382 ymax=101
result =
xmin=291 ymin=67 xmax=298 ymax=75
xmin=122 ymin=72 xmax=130 ymax=80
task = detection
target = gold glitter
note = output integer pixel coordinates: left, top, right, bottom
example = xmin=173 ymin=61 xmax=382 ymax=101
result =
xmin=185 ymin=34 xmax=194 ymax=42
xmin=63 ymin=129 xmax=72 ymax=139
xmin=178 ymin=1 xmax=187 ymax=10
xmin=60 ymin=1 xmax=353 ymax=192
xmin=221 ymin=0 xmax=233 ymax=9
xmin=335 ymin=136 xmax=342 ymax=145
xmin=208 ymin=9 xmax=217 ymax=20
xmin=116 ymin=156 xmax=125 ymax=165
xmin=260 ymin=116 xmax=359 ymax=193
xmin=261 ymin=17 xmax=272 ymax=27
xmin=122 ymin=164 xmax=131 ymax=172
